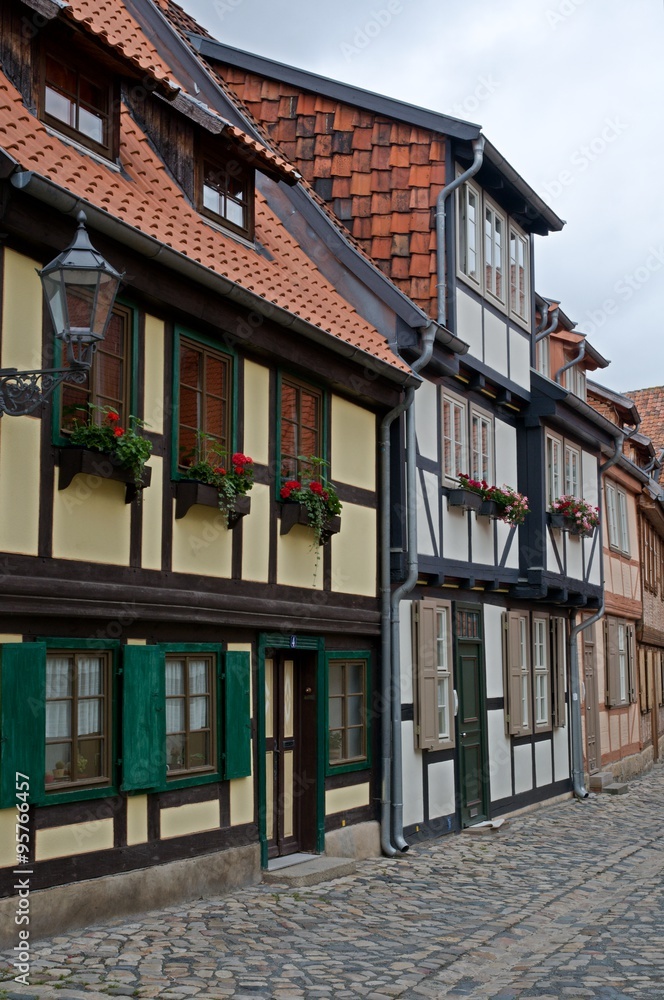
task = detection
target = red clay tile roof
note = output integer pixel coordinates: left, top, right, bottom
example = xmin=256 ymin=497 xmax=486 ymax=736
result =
xmin=207 ymin=65 xmax=447 ymax=318
xmin=625 ymin=387 xmax=664 ymax=452
xmin=0 ymin=71 xmax=408 ymax=376
xmin=63 ymin=0 xmax=180 ymax=91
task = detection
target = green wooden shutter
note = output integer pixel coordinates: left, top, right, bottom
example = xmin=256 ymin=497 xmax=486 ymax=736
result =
xmin=551 ymin=617 xmax=567 ymax=728
xmin=224 ymin=650 xmax=251 ymax=779
xmin=121 ymin=645 xmax=165 ymax=792
xmin=0 ymin=643 xmax=46 ymax=807
xmin=414 ymin=600 xmax=440 ymax=750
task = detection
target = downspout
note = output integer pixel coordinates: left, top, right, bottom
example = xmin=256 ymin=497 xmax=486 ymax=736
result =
xmin=535 ymin=304 xmax=560 ymax=343
xmin=379 ymin=323 xmax=435 ymax=856
xmin=568 ymin=430 xmax=624 ymax=798
xmin=436 ymin=136 xmax=486 ymax=327
xmin=554 ymin=341 xmax=585 ymax=384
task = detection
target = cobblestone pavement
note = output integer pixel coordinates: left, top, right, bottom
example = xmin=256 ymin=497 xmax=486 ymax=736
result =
xmin=2 ymin=765 xmax=664 ymax=1000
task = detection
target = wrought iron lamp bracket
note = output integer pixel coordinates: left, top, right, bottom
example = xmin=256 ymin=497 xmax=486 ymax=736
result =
xmin=0 ymin=365 xmax=88 ymax=417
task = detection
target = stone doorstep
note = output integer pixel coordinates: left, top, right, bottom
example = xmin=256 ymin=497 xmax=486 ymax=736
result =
xmin=604 ymin=783 xmax=629 ymax=795
xmin=262 ymin=855 xmax=357 ymax=887
xmin=589 ymin=770 xmax=616 ymax=791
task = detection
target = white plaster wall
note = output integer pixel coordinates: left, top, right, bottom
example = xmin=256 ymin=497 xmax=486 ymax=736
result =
xmin=494 ymin=420 xmax=518 ymax=486
xmin=553 ymin=722 xmax=571 ymax=782
xmin=471 ymin=513 xmax=494 ymax=566
xmin=427 ymin=759 xmax=456 ymax=820
xmin=509 ymin=329 xmax=531 ymax=389
xmin=587 ymin=540 xmax=601 ymax=586
xmin=582 ymin=451 xmax=598 ymax=506
xmin=456 ymin=288 xmax=483 ymax=358
xmin=484 ymin=604 xmax=505 ymax=699
xmin=567 ymin=536 xmax=584 ymax=581
xmin=417 ymin=470 xmax=439 ymax=557
xmin=546 ymin=530 xmax=560 ymax=574
xmin=535 ymin=740 xmax=553 ymax=787
xmin=401 ymin=721 xmax=424 ymax=827
xmin=487 ymin=710 xmax=512 ymax=802
xmin=442 ymin=504 xmax=468 ymax=562
xmin=415 ymin=380 xmax=439 ymax=461
xmin=400 ymin=601 xmax=414 ymax=704
xmin=497 ymin=520 xmax=519 ymax=569
xmin=483 ymin=311 xmax=508 ymax=376
xmin=513 ymin=744 xmax=533 ymax=794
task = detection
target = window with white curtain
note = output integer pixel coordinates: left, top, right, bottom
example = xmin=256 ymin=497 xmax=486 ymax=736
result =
xmin=45 ymin=651 xmax=110 ymax=788
xmin=166 ymin=654 xmax=215 ymax=776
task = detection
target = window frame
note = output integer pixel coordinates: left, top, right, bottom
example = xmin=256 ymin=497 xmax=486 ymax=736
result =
xmin=55 ymin=298 xmax=137 ymax=446
xmin=456 ymin=177 xmax=482 ymax=291
xmin=39 ymin=42 xmax=118 ymax=161
xmin=605 ymin=616 xmax=636 ymax=708
xmin=532 ymin=616 xmax=551 ymax=731
xmin=277 ymin=372 xmax=327 ymax=488
xmin=483 ymin=196 xmax=507 ymax=307
xmin=469 ymin=405 xmax=494 ymax=484
xmin=412 ymin=599 xmax=456 ymax=751
xmin=441 ymin=390 xmax=468 ymax=484
xmin=536 ymin=337 xmax=550 ymax=379
xmin=605 ymin=482 xmax=629 ymax=555
xmin=164 ymin=652 xmax=218 ymax=780
xmin=508 ymin=225 xmax=530 ymax=328
xmin=564 ymin=444 xmax=580 ymax=497
xmin=197 ymin=140 xmax=255 ymax=241
xmin=546 ymin=432 xmax=563 ymax=506
xmin=173 ymin=328 xmax=236 ymax=477
xmin=325 ymin=651 xmax=372 ymax=776
xmin=504 ymin=612 xmax=564 ymax=736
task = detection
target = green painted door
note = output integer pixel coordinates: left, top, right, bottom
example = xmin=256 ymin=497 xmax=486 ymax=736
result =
xmin=457 ymin=640 xmax=488 ymax=827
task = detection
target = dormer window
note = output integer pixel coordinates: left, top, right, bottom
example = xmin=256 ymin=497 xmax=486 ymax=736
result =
xmin=199 ymin=146 xmax=253 ymax=240
xmin=41 ymin=49 xmax=116 ymax=159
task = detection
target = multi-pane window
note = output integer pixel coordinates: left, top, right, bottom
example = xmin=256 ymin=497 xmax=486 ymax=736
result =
xmin=42 ymin=50 xmax=114 ymax=157
xmin=458 ymin=181 xmax=480 ymax=285
xmin=177 ymin=338 xmax=232 ymax=468
xmin=643 ymin=520 xmax=660 ymax=595
xmin=280 ymin=376 xmax=322 ymax=480
xmin=45 ymin=651 xmax=110 ymax=790
xmin=471 ymin=411 xmax=492 ymax=482
xmin=442 ymin=394 xmax=467 ymax=482
xmin=504 ymin=612 xmax=563 ymax=736
xmin=484 ymin=202 xmax=505 ymax=303
xmin=564 ymin=445 xmax=580 ymax=497
xmin=413 ymin=600 xmax=455 ymax=750
xmin=518 ymin=616 xmax=530 ymax=732
xmin=328 ymin=659 xmax=367 ymax=765
xmin=61 ymin=304 xmax=131 ymax=432
xmin=165 ymin=655 xmax=215 ymax=776
xmin=509 ymin=228 xmax=529 ymax=322
xmin=533 ymin=618 xmax=549 ymax=728
xmin=546 ymin=435 xmax=562 ymax=505
xmin=605 ymin=617 xmax=636 ymax=707
xmin=536 ymin=337 xmax=550 ymax=378
xmin=605 ymin=483 xmax=629 ymax=554
xmin=564 ymin=364 xmax=587 ymax=401
xmin=200 ymin=155 xmax=252 ymax=238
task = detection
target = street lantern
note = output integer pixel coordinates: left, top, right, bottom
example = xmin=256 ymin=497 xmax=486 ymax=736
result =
xmin=0 ymin=212 xmax=123 ymax=417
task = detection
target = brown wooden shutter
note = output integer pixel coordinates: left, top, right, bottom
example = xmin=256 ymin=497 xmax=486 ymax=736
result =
xmin=605 ymin=618 xmax=619 ymax=707
xmin=656 ymin=650 xmax=663 ymax=708
xmin=504 ymin=611 xmax=528 ymax=736
xmin=638 ymin=649 xmax=648 ymax=713
xmin=414 ymin=600 xmax=440 ymax=750
xmin=551 ymin=617 xmax=567 ymax=728
xmin=627 ymin=625 xmax=637 ymax=703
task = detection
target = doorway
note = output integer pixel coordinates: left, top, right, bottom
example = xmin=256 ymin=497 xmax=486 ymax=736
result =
xmin=454 ymin=605 xmax=489 ymax=827
xmin=264 ymin=649 xmax=318 ymax=859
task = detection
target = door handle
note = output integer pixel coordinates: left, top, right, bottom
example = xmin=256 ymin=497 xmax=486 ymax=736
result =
xmin=461 ymin=732 xmax=467 ymax=738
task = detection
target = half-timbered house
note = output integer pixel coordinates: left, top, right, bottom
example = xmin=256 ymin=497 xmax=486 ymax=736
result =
xmin=0 ymin=0 xmax=433 ymax=941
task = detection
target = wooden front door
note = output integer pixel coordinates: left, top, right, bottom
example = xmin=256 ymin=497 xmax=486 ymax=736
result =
xmin=265 ymin=651 xmax=317 ymax=858
xmin=456 ymin=618 xmax=488 ymax=827
xmin=584 ymin=640 xmax=601 ymax=774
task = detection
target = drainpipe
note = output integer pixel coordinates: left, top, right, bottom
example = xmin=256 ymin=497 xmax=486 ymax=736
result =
xmin=436 ymin=136 xmax=486 ymax=327
xmin=554 ymin=341 xmax=585 ymax=384
xmin=535 ymin=304 xmax=559 ymax=343
xmin=568 ymin=430 xmax=623 ymax=798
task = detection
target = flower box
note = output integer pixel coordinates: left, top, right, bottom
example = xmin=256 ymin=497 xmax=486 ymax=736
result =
xmin=547 ymin=511 xmax=567 ymax=530
xmin=279 ymin=501 xmax=341 ymax=544
xmin=57 ymin=447 xmax=152 ymax=504
xmin=444 ymin=487 xmax=483 ymax=513
xmin=174 ymin=480 xmax=251 ymax=526
xmin=478 ymin=499 xmax=502 ymax=519
xmin=568 ymin=522 xmax=595 ymax=539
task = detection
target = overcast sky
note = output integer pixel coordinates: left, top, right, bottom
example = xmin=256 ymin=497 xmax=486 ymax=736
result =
xmin=178 ymin=0 xmax=663 ymax=394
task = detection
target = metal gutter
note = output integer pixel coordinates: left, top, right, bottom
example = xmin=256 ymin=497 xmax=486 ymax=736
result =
xmin=9 ymin=169 xmax=419 ymax=388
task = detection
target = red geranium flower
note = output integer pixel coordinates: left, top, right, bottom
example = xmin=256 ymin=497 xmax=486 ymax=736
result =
xmin=106 ymin=411 xmax=120 ymax=423
xmin=113 ymin=427 xmax=124 ymax=437
xmin=309 ymin=481 xmax=324 ymax=496
xmin=234 ymin=465 xmax=244 ymax=475
xmin=214 ymin=466 xmax=226 ymax=475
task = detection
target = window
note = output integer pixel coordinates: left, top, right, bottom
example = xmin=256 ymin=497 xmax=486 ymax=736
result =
xmin=45 ymin=650 xmax=111 ymax=790
xmin=458 ymin=180 xmax=481 ymax=286
xmin=509 ymin=227 xmax=529 ymax=323
xmin=564 ymin=445 xmax=580 ymax=497
xmin=564 ymin=364 xmax=586 ymax=401
xmin=471 ymin=410 xmax=492 ymax=482
xmin=177 ymin=337 xmax=232 ymax=469
xmin=536 ymin=337 xmax=550 ymax=378
xmin=643 ymin=520 xmax=660 ymax=595
xmin=503 ymin=612 xmax=565 ymax=736
xmin=484 ymin=201 xmax=506 ymax=304
xmin=61 ymin=302 xmax=131 ymax=433
xmin=280 ymin=376 xmax=323 ymax=481
xmin=413 ymin=600 xmax=455 ymax=750
xmin=328 ymin=658 xmax=367 ymax=766
xmin=165 ymin=654 xmax=216 ymax=777
xmin=442 ymin=393 xmax=467 ymax=482
xmin=198 ymin=144 xmax=253 ymax=239
xmin=605 ymin=482 xmax=629 ymax=555
xmin=41 ymin=48 xmax=115 ymax=158
xmin=546 ymin=434 xmax=562 ymax=505
xmin=605 ymin=617 xmax=636 ymax=707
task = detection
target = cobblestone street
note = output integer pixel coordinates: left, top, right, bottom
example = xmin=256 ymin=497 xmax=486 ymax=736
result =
xmin=2 ymin=765 xmax=663 ymax=1000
